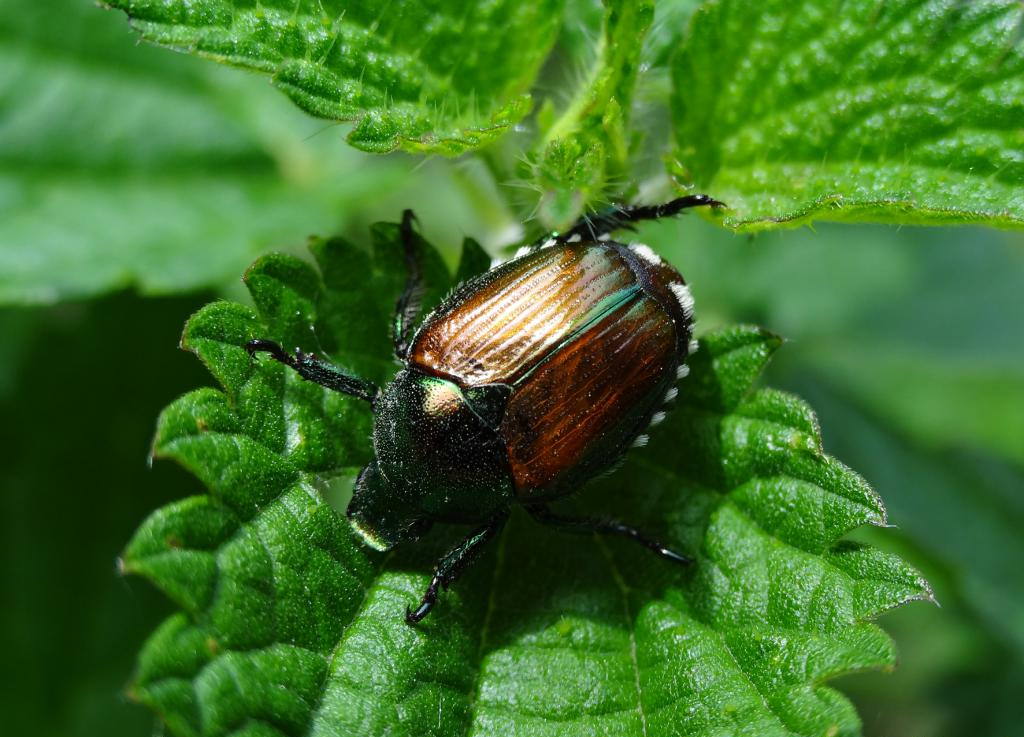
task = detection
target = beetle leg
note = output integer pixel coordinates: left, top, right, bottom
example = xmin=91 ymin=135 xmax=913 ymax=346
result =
xmin=525 ymin=504 xmax=692 ymax=565
xmin=245 ymin=339 xmax=379 ymax=404
xmin=392 ymin=209 xmax=426 ymax=360
xmin=556 ymin=194 xmax=725 ymax=244
xmin=405 ymin=513 xmax=508 ymax=625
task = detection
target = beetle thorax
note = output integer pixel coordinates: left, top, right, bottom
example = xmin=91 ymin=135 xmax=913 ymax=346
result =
xmin=371 ymin=370 xmax=514 ymax=523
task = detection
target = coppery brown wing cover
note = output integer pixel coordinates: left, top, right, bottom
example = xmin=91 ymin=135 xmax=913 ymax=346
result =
xmin=410 ymin=242 xmax=692 ymax=495
xmin=502 ymin=295 xmax=677 ymax=494
xmin=412 ymin=244 xmax=637 ymax=383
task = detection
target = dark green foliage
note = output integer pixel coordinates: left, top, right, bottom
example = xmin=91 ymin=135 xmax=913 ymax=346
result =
xmin=0 ymin=294 xmax=211 ymax=737
xmin=124 ymin=222 xmax=930 ymax=736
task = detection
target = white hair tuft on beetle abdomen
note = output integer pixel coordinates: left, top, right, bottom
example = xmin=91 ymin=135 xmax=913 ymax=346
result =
xmin=668 ymin=281 xmax=694 ymax=320
xmin=628 ymin=243 xmax=662 ymax=266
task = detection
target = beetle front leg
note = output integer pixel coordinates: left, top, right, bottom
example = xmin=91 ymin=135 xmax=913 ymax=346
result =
xmin=526 ymin=504 xmax=692 ymax=565
xmin=405 ymin=513 xmax=508 ymax=625
xmin=246 ymin=340 xmax=378 ymax=404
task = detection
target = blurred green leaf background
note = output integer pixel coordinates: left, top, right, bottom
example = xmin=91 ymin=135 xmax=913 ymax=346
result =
xmin=1 ymin=1 xmax=1021 ymax=735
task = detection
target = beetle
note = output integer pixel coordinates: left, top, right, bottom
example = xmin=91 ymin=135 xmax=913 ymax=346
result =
xmin=247 ymin=194 xmax=723 ymax=624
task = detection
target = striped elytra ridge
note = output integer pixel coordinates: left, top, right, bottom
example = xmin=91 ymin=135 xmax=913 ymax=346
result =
xmin=410 ymin=240 xmax=694 ymax=496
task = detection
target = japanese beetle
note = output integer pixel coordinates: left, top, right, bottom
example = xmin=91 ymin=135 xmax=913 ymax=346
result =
xmin=247 ymin=195 xmax=722 ymax=623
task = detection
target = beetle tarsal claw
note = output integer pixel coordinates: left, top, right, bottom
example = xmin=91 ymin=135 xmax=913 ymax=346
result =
xmin=245 ymin=339 xmax=287 ymax=362
xmin=405 ymin=598 xmax=435 ymax=625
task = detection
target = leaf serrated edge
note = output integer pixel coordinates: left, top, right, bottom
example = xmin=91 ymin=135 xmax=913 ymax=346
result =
xmin=717 ymin=195 xmax=1024 ymax=233
xmin=103 ymin=7 xmax=538 ymax=156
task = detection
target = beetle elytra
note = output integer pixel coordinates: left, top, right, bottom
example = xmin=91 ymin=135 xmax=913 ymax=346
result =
xmin=247 ymin=194 xmax=723 ymax=623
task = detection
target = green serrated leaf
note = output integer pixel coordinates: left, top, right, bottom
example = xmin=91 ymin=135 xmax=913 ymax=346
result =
xmin=104 ymin=0 xmax=565 ymax=155
xmin=671 ymin=0 xmax=1024 ymax=230
xmin=796 ymin=376 xmax=1024 ymax=660
xmin=645 ymin=213 xmax=1024 ymax=664
xmin=128 ymin=222 xmax=929 ymax=735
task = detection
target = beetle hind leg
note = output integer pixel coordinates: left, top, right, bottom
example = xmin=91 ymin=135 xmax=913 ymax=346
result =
xmin=556 ymin=195 xmax=725 ymax=244
xmin=406 ymin=512 xmax=508 ymax=625
xmin=525 ymin=503 xmax=691 ymax=565
xmin=245 ymin=339 xmax=378 ymax=404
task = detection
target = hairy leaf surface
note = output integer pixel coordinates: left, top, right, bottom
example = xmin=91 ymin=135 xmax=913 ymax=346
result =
xmin=672 ymin=0 xmax=1024 ymax=230
xmin=534 ymin=0 xmax=654 ymax=229
xmin=126 ymin=223 xmax=930 ymax=736
xmin=104 ymin=0 xmax=565 ymax=155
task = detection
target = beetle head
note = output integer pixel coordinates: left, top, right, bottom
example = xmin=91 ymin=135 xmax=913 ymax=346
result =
xmin=347 ymin=461 xmax=432 ymax=551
